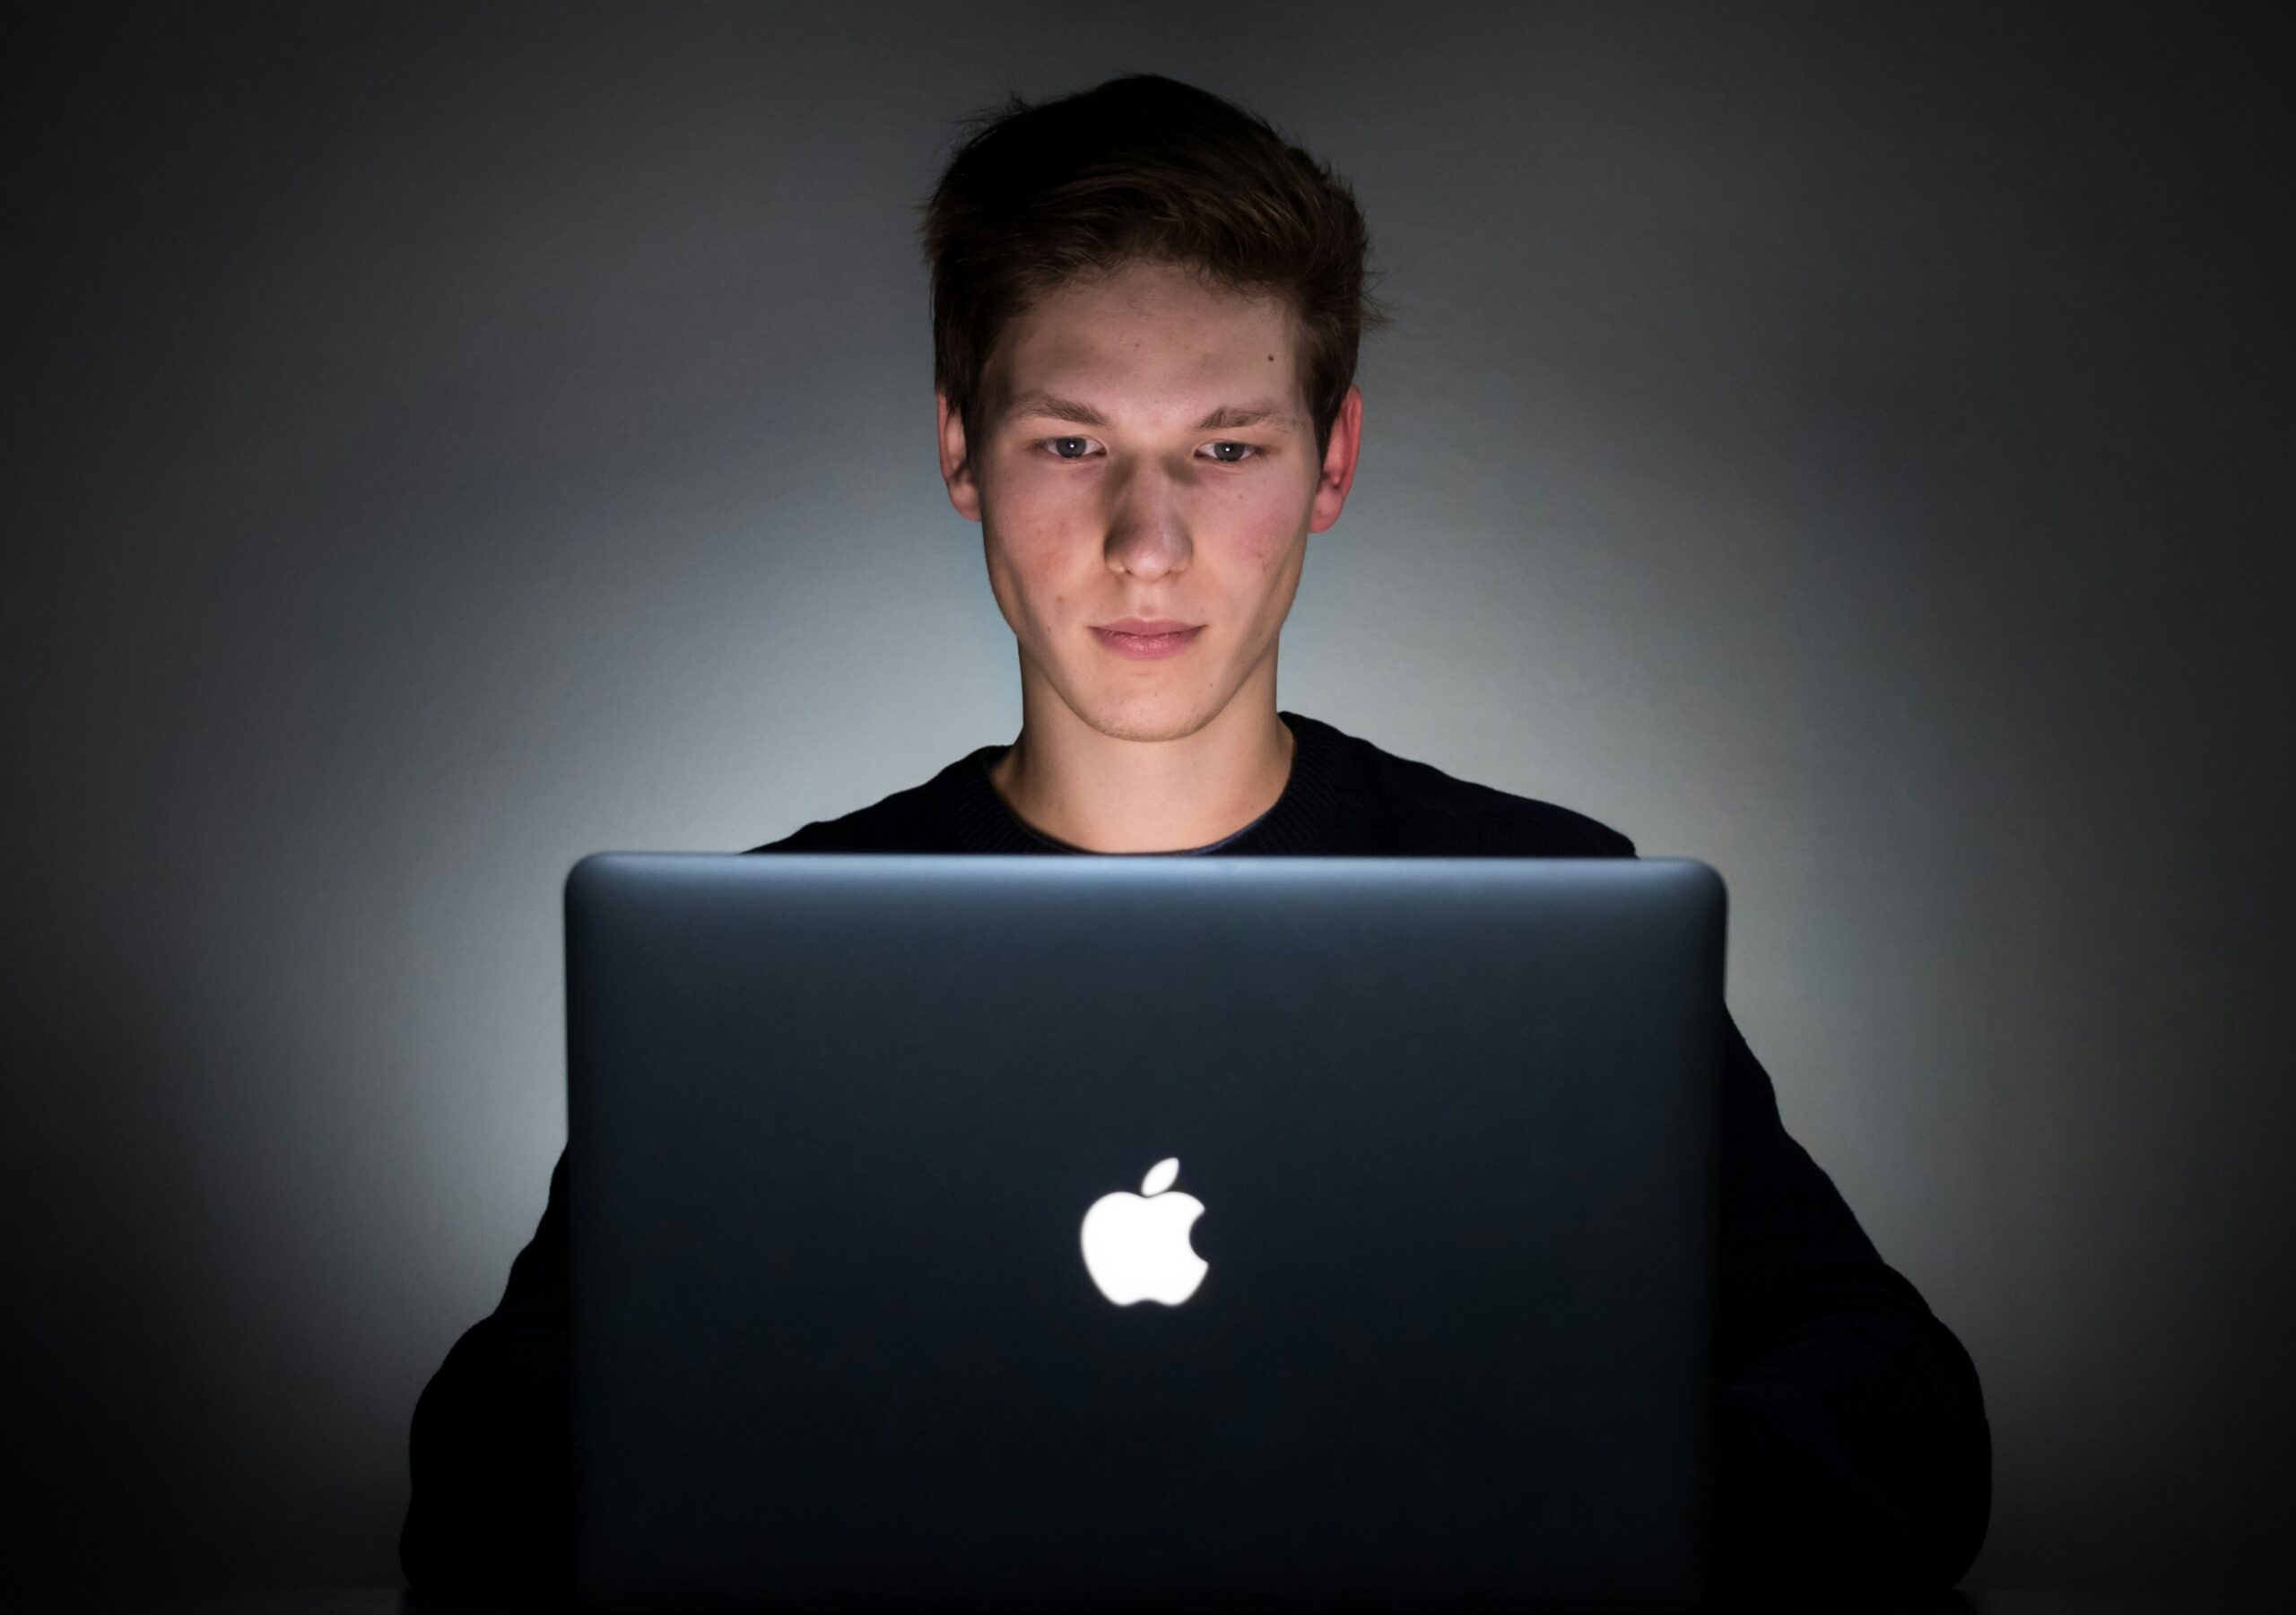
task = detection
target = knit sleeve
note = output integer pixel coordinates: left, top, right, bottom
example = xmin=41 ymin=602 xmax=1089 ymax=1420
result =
xmin=400 ymin=1150 xmax=576 ymax=1597
xmin=1704 ymin=1005 xmax=1993 ymax=1596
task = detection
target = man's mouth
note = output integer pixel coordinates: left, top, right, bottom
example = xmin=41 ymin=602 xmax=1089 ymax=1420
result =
xmin=1091 ymin=623 xmax=1203 ymax=659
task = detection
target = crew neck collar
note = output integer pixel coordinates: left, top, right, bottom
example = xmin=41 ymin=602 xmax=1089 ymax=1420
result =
xmin=946 ymin=709 xmax=1344 ymax=855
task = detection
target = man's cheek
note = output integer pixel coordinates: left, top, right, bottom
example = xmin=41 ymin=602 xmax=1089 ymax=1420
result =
xmin=1231 ymin=511 xmax=1299 ymax=576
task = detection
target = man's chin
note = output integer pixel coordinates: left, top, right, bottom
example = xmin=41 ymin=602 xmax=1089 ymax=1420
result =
xmin=1065 ymin=687 xmax=1227 ymax=746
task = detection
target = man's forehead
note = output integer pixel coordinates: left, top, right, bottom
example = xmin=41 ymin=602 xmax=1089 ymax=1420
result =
xmin=995 ymin=319 xmax=1307 ymax=431
xmin=1003 ymin=388 xmax=1302 ymax=432
xmin=983 ymin=264 xmax=1309 ymax=427
xmin=1009 ymin=265 xmax=1295 ymax=352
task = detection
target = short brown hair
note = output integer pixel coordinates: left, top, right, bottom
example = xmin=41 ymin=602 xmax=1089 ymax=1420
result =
xmin=918 ymin=74 xmax=1392 ymax=465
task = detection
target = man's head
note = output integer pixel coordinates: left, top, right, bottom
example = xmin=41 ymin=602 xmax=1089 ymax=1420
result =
xmin=919 ymin=74 xmax=1388 ymax=744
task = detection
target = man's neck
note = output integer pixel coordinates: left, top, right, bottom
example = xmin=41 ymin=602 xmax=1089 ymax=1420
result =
xmin=986 ymin=699 xmax=1297 ymax=855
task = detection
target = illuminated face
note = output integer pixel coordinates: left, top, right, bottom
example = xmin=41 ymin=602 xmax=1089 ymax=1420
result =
xmin=936 ymin=257 xmax=1361 ymax=742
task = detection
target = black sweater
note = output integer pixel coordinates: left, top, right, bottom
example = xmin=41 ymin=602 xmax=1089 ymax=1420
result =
xmin=401 ymin=710 xmax=1991 ymax=1601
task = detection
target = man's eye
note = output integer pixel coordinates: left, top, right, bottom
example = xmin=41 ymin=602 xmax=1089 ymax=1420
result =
xmin=1039 ymin=438 xmax=1258 ymax=464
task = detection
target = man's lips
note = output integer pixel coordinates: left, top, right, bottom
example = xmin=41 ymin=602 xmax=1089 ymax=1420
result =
xmin=1091 ymin=623 xmax=1203 ymax=659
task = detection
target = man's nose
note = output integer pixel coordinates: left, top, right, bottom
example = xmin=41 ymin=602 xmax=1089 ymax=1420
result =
xmin=1101 ymin=459 xmax=1193 ymax=578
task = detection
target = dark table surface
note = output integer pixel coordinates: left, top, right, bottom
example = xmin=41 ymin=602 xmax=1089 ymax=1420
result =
xmin=123 ymin=1591 xmax=2289 ymax=1614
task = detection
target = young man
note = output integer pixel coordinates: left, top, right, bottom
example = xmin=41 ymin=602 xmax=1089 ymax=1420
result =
xmin=402 ymin=74 xmax=1990 ymax=1600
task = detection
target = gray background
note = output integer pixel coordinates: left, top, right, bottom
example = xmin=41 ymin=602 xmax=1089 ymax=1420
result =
xmin=8 ymin=1 xmax=2291 ymax=1604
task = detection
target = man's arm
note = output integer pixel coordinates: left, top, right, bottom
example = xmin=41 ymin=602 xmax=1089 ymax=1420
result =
xmin=1705 ymin=1005 xmax=1993 ymax=1596
xmin=401 ymin=1151 xmax=575 ymax=1597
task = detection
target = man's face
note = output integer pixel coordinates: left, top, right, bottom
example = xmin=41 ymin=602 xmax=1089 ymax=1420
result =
xmin=936 ymin=257 xmax=1361 ymax=743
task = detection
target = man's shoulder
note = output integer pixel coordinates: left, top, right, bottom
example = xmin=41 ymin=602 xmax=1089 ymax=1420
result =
xmin=744 ymin=746 xmax=1003 ymax=854
xmin=1311 ymin=715 xmax=1638 ymax=858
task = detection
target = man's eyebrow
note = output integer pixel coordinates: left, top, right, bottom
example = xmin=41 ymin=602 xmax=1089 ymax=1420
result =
xmin=1005 ymin=392 xmax=1300 ymax=431
xmin=1196 ymin=402 xmax=1299 ymax=430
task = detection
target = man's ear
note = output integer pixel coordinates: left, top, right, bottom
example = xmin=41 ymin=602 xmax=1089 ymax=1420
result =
xmin=1308 ymin=384 xmax=1364 ymax=535
xmin=936 ymin=391 xmax=982 ymax=524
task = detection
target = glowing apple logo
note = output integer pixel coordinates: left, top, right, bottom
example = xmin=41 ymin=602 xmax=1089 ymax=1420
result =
xmin=1079 ymin=1156 xmax=1209 ymax=1306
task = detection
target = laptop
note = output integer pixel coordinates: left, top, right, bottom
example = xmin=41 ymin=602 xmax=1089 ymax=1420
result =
xmin=565 ymin=853 xmax=1726 ymax=1611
